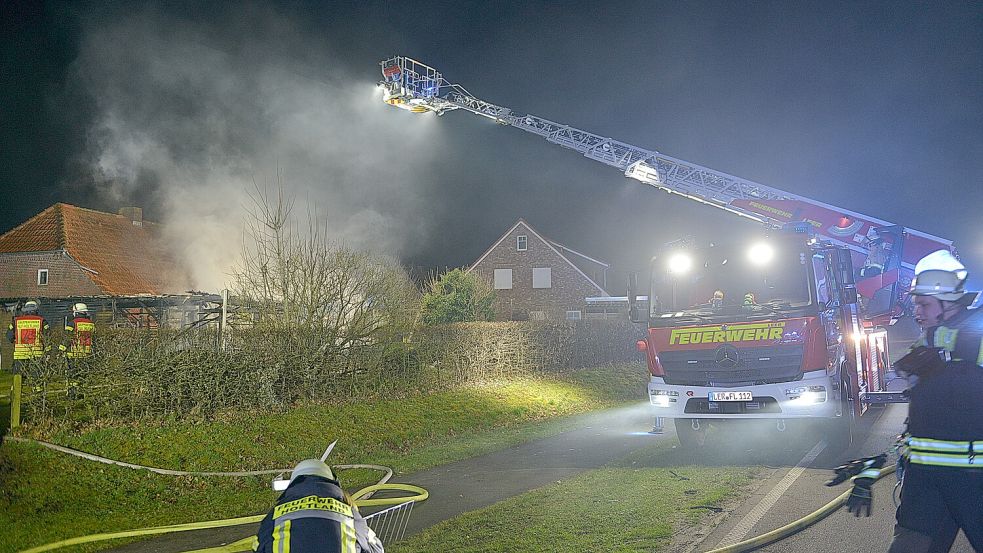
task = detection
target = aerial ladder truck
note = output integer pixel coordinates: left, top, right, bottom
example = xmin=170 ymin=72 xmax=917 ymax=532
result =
xmin=378 ymin=56 xmax=954 ymax=448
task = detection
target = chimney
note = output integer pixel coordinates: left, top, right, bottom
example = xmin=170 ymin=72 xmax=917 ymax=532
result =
xmin=118 ymin=207 xmax=143 ymax=227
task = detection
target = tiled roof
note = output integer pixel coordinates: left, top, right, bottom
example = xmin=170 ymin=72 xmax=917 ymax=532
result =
xmin=0 ymin=203 xmax=184 ymax=295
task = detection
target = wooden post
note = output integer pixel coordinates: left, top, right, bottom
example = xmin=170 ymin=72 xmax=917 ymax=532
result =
xmin=220 ymin=289 xmax=229 ymax=351
xmin=11 ymin=373 xmax=21 ymax=429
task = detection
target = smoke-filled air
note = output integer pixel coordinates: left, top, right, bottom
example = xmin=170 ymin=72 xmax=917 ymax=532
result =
xmin=66 ymin=4 xmax=443 ymax=291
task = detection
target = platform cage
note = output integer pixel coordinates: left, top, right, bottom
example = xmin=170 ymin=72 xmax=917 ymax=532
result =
xmin=380 ymin=56 xmax=445 ymax=101
xmin=364 ymin=499 xmax=416 ymax=544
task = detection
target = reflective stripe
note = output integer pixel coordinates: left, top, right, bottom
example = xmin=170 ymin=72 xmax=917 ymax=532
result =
xmin=273 ymin=519 xmax=291 ymax=553
xmin=275 ymin=509 xmax=352 ymax=525
xmin=342 ymin=518 xmax=357 ymax=553
xmin=857 ymin=469 xmax=881 ymax=478
xmin=274 ymin=495 xmax=353 ymax=519
xmin=908 ymin=437 xmax=973 ymax=452
xmin=909 ymin=452 xmax=981 ymax=467
xmin=977 ymin=336 xmax=983 ymax=367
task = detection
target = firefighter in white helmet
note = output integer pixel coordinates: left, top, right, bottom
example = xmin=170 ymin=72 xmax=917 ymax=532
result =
xmin=881 ymin=250 xmax=981 ymax=551
xmin=61 ymin=303 xmax=95 ymax=400
xmin=254 ymin=457 xmax=384 ymax=553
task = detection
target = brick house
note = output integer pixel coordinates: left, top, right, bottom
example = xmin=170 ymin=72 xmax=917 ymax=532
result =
xmin=0 ymin=203 xmax=184 ymax=299
xmin=468 ymin=219 xmax=610 ymax=321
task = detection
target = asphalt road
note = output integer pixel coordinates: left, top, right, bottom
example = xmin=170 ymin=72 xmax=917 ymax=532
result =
xmin=692 ymin=403 xmax=975 ymax=553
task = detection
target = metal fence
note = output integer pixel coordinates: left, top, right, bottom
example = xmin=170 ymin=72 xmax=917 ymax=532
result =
xmin=364 ymin=500 xmax=417 ymax=544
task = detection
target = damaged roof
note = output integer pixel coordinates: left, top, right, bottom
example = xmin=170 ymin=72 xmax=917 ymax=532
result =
xmin=0 ymin=203 xmax=183 ymax=295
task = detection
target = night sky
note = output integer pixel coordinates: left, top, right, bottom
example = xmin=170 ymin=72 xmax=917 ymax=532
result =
xmin=2 ymin=1 xmax=981 ymax=292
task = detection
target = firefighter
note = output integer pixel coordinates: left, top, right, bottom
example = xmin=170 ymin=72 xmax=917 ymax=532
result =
xmin=884 ymin=250 xmax=983 ymax=551
xmin=831 ymin=250 xmax=982 ymax=551
xmin=5 ymin=301 xmax=50 ymax=374
xmin=709 ymin=290 xmax=725 ymax=309
xmin=61 ymin=303 xmax=95 ymax=399
xmin=743 ymin=292 xmax=756 ymax=306
xmin=255 ymin=458 xmax=384 ymax=553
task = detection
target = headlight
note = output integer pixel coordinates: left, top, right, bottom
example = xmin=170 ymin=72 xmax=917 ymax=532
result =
xmin=785 ymin=385 xmax=827 ymax=404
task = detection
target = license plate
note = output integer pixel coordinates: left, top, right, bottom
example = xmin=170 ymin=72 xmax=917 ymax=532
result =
xmin=709 ymin=391 xmax=753 ymax=402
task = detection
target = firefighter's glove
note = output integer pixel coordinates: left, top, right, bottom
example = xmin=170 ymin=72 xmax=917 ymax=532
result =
xmin=846 ymin=479 xmax=874 ymax=517
xmin=826 ymin=454 xmax=887 ymax=487
xmin=893 ymin=346 xmax=946 ymax=377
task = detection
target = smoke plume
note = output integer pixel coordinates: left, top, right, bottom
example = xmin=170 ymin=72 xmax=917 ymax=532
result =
xmin=67 ymin=3 xmax=443 ymax=291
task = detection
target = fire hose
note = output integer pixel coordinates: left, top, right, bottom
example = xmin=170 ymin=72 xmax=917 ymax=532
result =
xmin=705 ymin=465 xmax=896 ymax=553
xmin=10 ymin=437 xmax=428 ymax=553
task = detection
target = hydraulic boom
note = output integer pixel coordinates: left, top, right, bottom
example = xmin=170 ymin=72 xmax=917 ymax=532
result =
xmin=378 ymin=56 xmax=951 ymax=273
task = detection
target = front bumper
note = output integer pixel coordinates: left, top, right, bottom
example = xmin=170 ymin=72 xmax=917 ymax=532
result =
xmin=647 ymin=372 xmax=838 ymax=419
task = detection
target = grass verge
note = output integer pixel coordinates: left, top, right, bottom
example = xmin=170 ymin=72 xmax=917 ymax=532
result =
xmin=389 ymin=465 xmax=757 ymax=553
xmin=0 ymin=365 xmax=644 ymax=553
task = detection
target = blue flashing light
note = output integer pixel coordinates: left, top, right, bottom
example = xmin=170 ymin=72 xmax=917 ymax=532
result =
xmin=782 ymin=222 xmax=813 ymax=235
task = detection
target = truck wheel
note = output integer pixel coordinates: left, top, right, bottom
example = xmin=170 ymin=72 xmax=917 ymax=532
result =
xmin=826 ymin=380 xmax=855 ymax=451
xmin=674 ymin=418 xmax=708 ymax=448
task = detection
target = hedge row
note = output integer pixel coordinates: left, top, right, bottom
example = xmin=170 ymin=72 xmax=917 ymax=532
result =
xmin=14 ymin=320 xmax=645 ymax=424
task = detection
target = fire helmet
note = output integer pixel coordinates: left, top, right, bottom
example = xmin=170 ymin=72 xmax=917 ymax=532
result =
xmin=288 ymin=459 xmax=335 ymax=487
xmin=909 ymin=250 xmax=970 ymax=302
xmin=22 ymin=301 xmax=39 ymax=313
xmin=73 ymin=303 xmax=89 ymax=315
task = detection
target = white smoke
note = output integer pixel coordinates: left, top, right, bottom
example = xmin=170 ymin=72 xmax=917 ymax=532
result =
xmin=67 ymin=4 xmax=443 ymax=291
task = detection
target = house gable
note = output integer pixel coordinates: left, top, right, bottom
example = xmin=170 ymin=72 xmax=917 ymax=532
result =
xmin=468 ymin=219 xmax=609 ymax=320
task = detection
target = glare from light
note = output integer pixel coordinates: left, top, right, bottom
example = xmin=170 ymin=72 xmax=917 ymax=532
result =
xmin=668 ymin=253 xmax=692 ymax=274
xmin=852 ymin=332 xmax=866 ymax=342
xmin=652 ymin=395 xmax=671 ymax=408
xmin=748 ymin=243 xmax=774 ymax=265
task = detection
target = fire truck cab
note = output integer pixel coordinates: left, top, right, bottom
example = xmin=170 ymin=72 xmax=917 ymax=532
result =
xmin=633 ymin=227 xmax=894 ymax=448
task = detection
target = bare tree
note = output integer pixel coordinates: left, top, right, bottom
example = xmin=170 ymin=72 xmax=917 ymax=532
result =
xmin=231 ymin=174 xmax=419 ymax=375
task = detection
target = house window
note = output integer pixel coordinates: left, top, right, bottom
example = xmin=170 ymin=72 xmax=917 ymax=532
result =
xmin=494 ymin=268 xmax=513 ymax=290
xmin=37 ymin=269 xmax=49 ymax=286
xmin=532 ymin=267 xmax=552 ymax=289
xmin=566 ymin=310 xmax=583 ymax=320
xmin=516 ymin=235 xmax=528 ymax=251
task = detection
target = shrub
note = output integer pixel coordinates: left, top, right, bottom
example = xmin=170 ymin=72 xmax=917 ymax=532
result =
xmin=420 ymin=268 xmax=495 ymax=325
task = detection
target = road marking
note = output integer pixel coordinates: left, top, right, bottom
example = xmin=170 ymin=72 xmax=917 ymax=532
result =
xmin=713 ymin=439 xmax=827 ymax=548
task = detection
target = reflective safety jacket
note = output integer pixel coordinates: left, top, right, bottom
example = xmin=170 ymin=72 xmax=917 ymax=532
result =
xmin=254 ymin=475 xmax=384 ymax=553
xmin=65 ymin=316 xmax=95 ymax=358
xmin=904 ymin=307 xmax=983 ymax=468
xmin=6 ymin=314 xmax=50 ymax=360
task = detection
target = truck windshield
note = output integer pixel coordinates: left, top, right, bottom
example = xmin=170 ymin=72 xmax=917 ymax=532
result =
xmin=649 ymin=238 xmax=815 ymax=325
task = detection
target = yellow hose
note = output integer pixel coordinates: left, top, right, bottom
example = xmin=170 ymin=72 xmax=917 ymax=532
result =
xmin=705 ymin=465 xmax=896 ymax=553
xmin=19 ymin=515 xmax=265 ymax=553
xmin=18 ymin=483 xmax=429 ymax=553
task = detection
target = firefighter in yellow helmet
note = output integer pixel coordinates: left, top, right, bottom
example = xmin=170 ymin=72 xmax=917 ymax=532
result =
xmin=827 ymin=250 xmax=982 ymax=551
xmin=5 ymin=300 xmax=50 ymax=374
xmin=255 ymin=457 xmax=384 ymax=553
xmin=61 ymin=303 xmax=95 ymax=399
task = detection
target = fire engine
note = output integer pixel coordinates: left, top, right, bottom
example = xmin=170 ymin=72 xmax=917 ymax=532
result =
xmin=377 ymin=56 xmax=954 ymax=448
